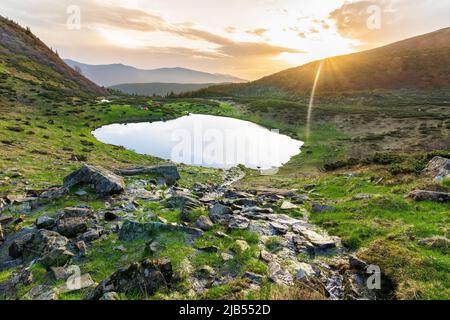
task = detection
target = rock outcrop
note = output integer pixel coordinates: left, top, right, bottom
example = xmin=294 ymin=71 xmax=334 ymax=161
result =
xmin=87 ymin=258 xmax=173 ymax=300
xmin=63 ymin=165 xmax=125 ymax=195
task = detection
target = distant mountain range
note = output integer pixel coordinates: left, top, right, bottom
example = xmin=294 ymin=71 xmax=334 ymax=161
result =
xmin=193 ymin=27 xmax=450 ymax=97
xmin=64 ymin=59 xmax=246 ymax=87
xmin=110 ymin=83 xmax=218 ymax=96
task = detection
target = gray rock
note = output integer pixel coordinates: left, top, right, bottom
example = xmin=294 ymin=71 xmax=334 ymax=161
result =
xmin=408 ymin=190 xmax=450 ymax=202
xmin=119 ymin=220 xmax=203 ymax=241
xmin=209 ymin=203 xmax=233 ymax=225
xmin=194 ymin=216 xmax=214 ymax=231
xmin=116 ymin=164 xmax=180 ymax=181
xmin=57 ymin=217 xmax=88 ymax=238
xmin=423 ymin=156 xmax=450 ymax=180
xmin=64 ymin=164 xmax=125 ymax=195
xmin=295 ymin=228 xmax=336 ymax=250
xmin=87 ymin=258 xmax=172 ymax=300
xmin=63 ymin=207 xmax=92 ymax=218
xmin=40 ymin=248 xmax=74 ymax=268
xmin=270 ymin=222 xmax=289 ymax=235
xmin=80 ymin=229 xmax=102 ymax=242
xmin=167 ymin=191 xmax=202 ymax=210
xmin=36 ymin=215 xmax=56 ymax=230
xmin=24 ymin=285 xmax=58 ymax=300
xmin=50 ymin=267 xmax=70 ymax=281
xmin=244 ymin=272 xmax=264 ymax=285
xmin=100 ymin=292 xmax=120 ymax=300
xmin=311 ymin=203 xmax=336 ymax=213
xmin=228 ymin=216 xmax=250 ymax=230
xmin=58 ymin=274 xmax=96 ymax=294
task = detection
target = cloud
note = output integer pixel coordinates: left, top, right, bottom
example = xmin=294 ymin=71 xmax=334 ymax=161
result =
xmin=329 ymin=0 xmax=450 ymax=49
xmin=246 ymin=28 xmax=269 ymax=37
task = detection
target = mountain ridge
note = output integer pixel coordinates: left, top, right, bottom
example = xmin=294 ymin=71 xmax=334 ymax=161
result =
xmin=64 ymin=59 xmax=247 ymax=87
xmin=191 ymin=27 xmax=450 ymax=97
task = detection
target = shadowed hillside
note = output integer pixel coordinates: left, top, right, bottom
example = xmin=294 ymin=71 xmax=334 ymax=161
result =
xmin=0 ymin=15 xmax=106 ymax=101
xmin=192 ymin=28 xmax=450 ymax=97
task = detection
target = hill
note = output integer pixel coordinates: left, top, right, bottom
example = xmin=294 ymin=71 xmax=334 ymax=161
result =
xmin=64 ymin=59 xmax=246 ymax=87
xmin=0 ymin=16 xmax=105 ymax=99
xmin=193 ymin=28 xmax=450 ymax=97
xmin=109 ymin=82 xmax=217 ymax=96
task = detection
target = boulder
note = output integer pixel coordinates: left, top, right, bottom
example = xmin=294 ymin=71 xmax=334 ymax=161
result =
xmin=36 ymin=215 xmax=56 ymax=230
xmin=63 ymin=165 xmax=125 ymax=195
xmin=63 ymin=207 xmax=92 ymax=218
xmin=294 ymin=227 xmax=336 ymax=250
xmin=208 ymin=203 xmax=233 ymax=225
xmin=408 ymin=190 xmax=450 ymax=202
xmin=228 ymin=216 xmax=250 ymax=230
xmin=57 ymin=217 xmax=88 ymax=238
xmin=166 ymin=191 xmax=202 ymax=210
xmin=194 ymin=216 xmax=214 ymax=231
xmin=87 ymin=258 xmax=172 ymax=300
xmin=119 ymin=220 xmax=203 ymax=241
xmin=24 ymin=285 xmax=58 ymax=300
xmin=21 ymin=230 xmax=71 ymax=266
xmin=79 ymin=229 xmax=102 ymax=242
xmin=423 ymin=156 xmax=450 ymax=180
xmin=116 ymin=164 xmax=180 ymax=181
xmin=58 ymin=274 xmax=96 ymax=294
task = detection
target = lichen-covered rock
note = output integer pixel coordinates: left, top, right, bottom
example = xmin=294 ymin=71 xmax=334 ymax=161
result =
xmin=408 ymin=190 xmax=450 ymax=202
xmin=63 ymin=164 xmax=125 ymax=195
xmin=208 ymin=203 xmax=233 ymax=225
xmin=87 ymin=258 xmax=172 ymax=300
xmin=423 ymin=156 xmax=450 ymax=180
xmin=194 ymin=216 xmax=214 ymax=231
xmin=57 ymin=217 xmax=88 ymax=238
xmin=166 ymin=191 xmax=202 ymax=210
xmin=35 ymin=215 xmax=56 ymax=230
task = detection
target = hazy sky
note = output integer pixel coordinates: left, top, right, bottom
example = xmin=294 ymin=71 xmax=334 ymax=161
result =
xmin=1 ymin=0 xmax=449 ymax=80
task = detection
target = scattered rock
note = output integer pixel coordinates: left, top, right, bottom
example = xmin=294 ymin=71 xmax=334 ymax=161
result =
xmin=270 ymin=222 xmax=289 ymax=235
xmin=57 ymin=217 xmax=88 ymax=238
xmin=147 ymin=240 xmax=163 ymax=254
xmin=423 ymin=156 xmax=450 ymax=180
xmin=74 ymin=190 xmax=88 ymax=197
xmin=260 ymin=250 xmax=275 ymax=263
xmin=198 ymin=246 xmax=219 ymax=253
xmin=294 ymin=227 xmax=336 ymax=250
xmin=311 ymin=203 xmax=336 ymax=213
xmin=75 ymin=241 xmax=88 ymax=256
xmin=104 ymin=211 xmax=119 ymax=221
xmin=63 ymin=164 xmax=125 ymax=195
xmin=194 ymin=216 xmax=214 ymax=231
xmin=24 ymin=285 xmax=58 ymax=300
xmin=221 ymin=252 xmax=234 ymax=261
xmin=119 ymin=220 xmax=203 ymax=241
xmin=116 ymin=164 xmax=180 ymax=181
xmin=209 ymin=203 xmax=233 ymax=225
xmin=244 ymin=272 xmax=264 ymax=285
xmin=349 ymin=255 xmax=368 ymax=271
xmin=58 ymin=274 xmax=96 ymax=294
xmin=408 ymin=190 xmax=450 ymax=202
xmin=196 ymin=265 xmax=215 ymax=279
xmin=87 ymin=258 xmax=172 ymax=300
xmin=280 ymin=201 xmax=298 ymax=210
xmin=233 ymin=240 xmax=250 ymax=252
xmin=36 ymin=215 xmax=56 ymax=230
xmin=50 ymin=267 xmax=70 ymax=281
xmin=418 ymin=236 xmax=449 ymax=252
xmin=40 ymin=248 xmax=74 ymax=268
xmin=100 ymin=292 xmax=120 ymax=300
xmin=80 ymin=229 xmax=102 ymax=242
xmin=351 ymin=194 xmax=372 ymax=201
xmin=228 ymin=216 xmax=250 ymax=230
xmin=63 ymin=207 xmax=92 ymax=218
xmin=167 ymin=191 xmax=202 ymax=210
xmin=39 ymin=187 xmax=67 ymax=200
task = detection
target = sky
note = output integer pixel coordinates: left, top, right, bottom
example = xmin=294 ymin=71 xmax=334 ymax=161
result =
xmin=1 ymin=0 xmax=449 ymax=80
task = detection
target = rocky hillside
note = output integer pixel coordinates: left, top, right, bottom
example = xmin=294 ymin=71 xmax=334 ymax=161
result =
xmin=193 ymin=28 xmax=450 ymax=96
xmin=0 ymin=15 xmax=106 ymax=101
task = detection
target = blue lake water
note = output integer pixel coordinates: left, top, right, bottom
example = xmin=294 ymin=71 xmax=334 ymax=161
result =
xmin=92 ymin=114 xmax=303 ymax=170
